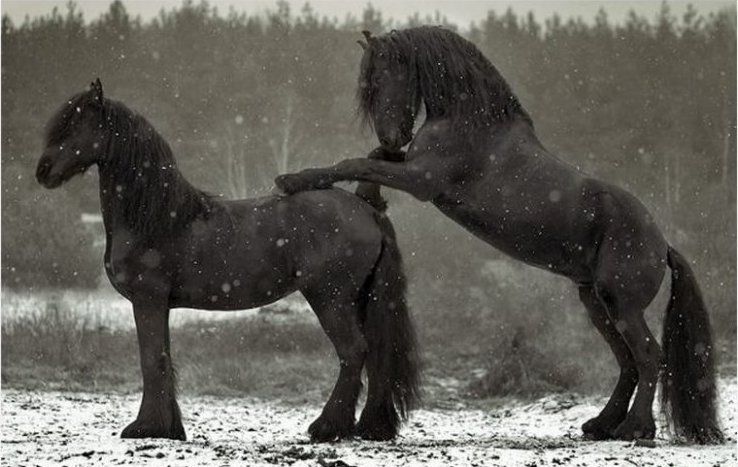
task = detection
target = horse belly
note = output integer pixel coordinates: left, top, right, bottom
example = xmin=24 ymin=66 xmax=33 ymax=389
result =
xmin=169 ymin=242 xmax=299 ymax=311
xmin=170 ymin=270 xmax=298 ymax=311
xmin=433 ymin=197 xmax=593 ymax=280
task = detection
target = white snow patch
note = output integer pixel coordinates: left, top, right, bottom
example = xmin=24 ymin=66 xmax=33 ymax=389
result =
xmin=2 ymin=379 xmax=735 ymax=466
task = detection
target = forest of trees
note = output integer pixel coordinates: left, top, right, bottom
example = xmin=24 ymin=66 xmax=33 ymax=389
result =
xmin=2 ymin=1 xmax=735 ymax=343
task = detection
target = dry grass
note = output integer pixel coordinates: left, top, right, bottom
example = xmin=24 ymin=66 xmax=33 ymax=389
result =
xmin=0 ymin=295 xmax=337 ymax=401
xmin=2 ymin=287 xmax=734 ymax=402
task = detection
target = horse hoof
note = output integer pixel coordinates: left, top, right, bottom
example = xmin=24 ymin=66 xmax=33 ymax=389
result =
xmin=271 ymin=185 xmax=288 ymax=197
xmin=121 ymin=419 xmax=186 ymax=441
xmin=308 ymin=416 xmax=354 ymax=443
xmin=582 ymin=417 xmax=616 ymax=440
xmin=354 ymin=420 xmax=397 ymax=441
xmin=274 ymin=174 xmax=305 ymax=194
xmin=582 ymin=427 xmax=613 ymax=441
xmin=611 ymin=418 xmax=655 ymax=441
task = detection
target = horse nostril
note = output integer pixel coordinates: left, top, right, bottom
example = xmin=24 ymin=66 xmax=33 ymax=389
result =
xmin=36 ymin=161 xmax=51 ymax=182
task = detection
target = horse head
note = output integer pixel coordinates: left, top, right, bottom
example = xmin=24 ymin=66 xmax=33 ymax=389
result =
xmin=36 ymin=79 xmax=108 ymax=188
xmin=356 ymin=30 xmax=419 ymax=151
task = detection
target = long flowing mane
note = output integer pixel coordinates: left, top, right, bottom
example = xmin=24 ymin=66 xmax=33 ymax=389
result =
xmin=358 ymin=26 xmax=532 ymax=129
xmin=98 ymin=99 xmax=213 ymax=238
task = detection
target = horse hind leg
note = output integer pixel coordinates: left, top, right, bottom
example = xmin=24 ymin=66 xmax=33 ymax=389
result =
xmin=303 ymin=288 xmax=367 ymax=443
xmin=609 ymin=309 xmax=661 ymax=440
xmin=578 ymin=286 xmax=638 ymax=440
xmin=585 ymin=192 xmax=667 ymax=440
xmin=591 ymin=262 xmax=664 ymax=441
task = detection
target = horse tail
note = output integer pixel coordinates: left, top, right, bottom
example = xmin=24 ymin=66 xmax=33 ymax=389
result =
xmin=362 ymin=211 xmax=420 ymax=435
xmin=660 ymin=246 xmax=724 ymax=444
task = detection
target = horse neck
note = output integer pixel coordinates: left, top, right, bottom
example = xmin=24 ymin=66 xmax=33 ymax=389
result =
xmin=96 ymin=128 xmax=210 ymax=241
xmin=413 ymin=54 xmax=532 ymax=130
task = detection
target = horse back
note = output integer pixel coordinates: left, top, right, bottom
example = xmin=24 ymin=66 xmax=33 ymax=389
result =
xmin=164 ymin=189 xmax=383 ymax=309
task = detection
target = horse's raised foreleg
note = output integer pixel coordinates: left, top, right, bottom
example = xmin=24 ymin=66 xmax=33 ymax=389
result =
xmin=275 ymin=156 xmax=444 ymax=203
xmin=303 ymin=289 xmax=367 ymax=442
xmin=354 ymin=147 xmax=407 ymax=210
xmin=578 ymin=286 xmax=638 ymax=440
xmin=121 ymin=301 xmax=185 ymax=440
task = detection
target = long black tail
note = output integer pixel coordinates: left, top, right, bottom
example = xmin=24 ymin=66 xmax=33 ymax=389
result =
xmin=660 ymin=246 xmax=723 ymax=444
xmin=362 ymin=211 xmax=421 ymax=437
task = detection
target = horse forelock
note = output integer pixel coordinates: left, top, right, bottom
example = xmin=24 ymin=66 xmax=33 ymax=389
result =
xmin=358 ymin=26 xmax=532 ymax=128
xmin=45 ymin=92 xmax=90 ymax=145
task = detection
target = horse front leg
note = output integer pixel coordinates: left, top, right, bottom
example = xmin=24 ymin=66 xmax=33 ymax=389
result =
xmin=121 ymin=300 xmax=185 ymax=440
xmin=354 ymin=147 xmax=407 ymax=210
xmin=275 ymin=152 xmax=443 ymax=203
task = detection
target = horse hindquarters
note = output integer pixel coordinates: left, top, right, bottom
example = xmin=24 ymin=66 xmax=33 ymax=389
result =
xmin=660 ymin=246 xmax=723 ymax=444
xmin=355 ymin=212 xmax=421 ymax=440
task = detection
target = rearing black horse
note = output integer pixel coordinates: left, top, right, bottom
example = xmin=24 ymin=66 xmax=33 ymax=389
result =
xmin=275 ymin=27 xmax=723 ymax=444
xmin=36 ymin=79 xmax=420 ymax=443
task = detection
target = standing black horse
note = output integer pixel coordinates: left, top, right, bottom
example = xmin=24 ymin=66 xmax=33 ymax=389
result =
xmin=275 ymin=27 xmax=723 ymax=444
xmin=36 ymin=79 xmax=420 ymax=443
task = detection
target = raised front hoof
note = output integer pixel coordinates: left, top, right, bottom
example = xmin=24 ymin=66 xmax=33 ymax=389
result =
xmin=581 ymin=416 xmax=621 ymax=440
xmin=121 ymin=419 xmax=186 ymax=441
xmin=275 ymin=173 xmax=326 ymax=194
xmin=611 ymin=417 xmax=656 ymax=441
xmin=308 ymin=415 xmax=354 ymax=443
xmin=354 ymin=417 xmax=398 ymax=441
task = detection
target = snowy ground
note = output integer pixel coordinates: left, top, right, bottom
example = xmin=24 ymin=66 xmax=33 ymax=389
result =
xmin=2 ymin=379 xmax=736 ymax=467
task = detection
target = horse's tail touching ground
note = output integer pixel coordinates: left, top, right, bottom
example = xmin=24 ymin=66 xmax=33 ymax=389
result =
xmin=660 ymin=246 xmax=724 ymax=444
xmin=362 ymin=211 xmax=421 ymax=436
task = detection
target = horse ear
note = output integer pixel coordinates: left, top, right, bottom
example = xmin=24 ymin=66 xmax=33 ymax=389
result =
xmin=357 ymin=39 xmax=368 ymax=50
xmin=91 ymin=78 xmax=104 ymax=103
xmin=362 ymin=30 xmax=373 ymax=41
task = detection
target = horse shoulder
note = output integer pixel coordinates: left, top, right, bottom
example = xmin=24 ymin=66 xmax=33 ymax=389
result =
xmin=104 ymin=228 xmax=173 ymax=298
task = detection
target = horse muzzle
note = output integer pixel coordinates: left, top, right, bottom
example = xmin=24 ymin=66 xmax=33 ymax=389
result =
xmin=378 ymin=129 xmax=413 ymax=152
xmin=36 ymin=157 xmax=64 ymax=188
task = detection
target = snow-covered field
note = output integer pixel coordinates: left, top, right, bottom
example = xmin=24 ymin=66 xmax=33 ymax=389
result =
xmin=1 ymin=288 xmax=312 ymax=331
xmin=3 ymin=379 xmax=736 ymax=467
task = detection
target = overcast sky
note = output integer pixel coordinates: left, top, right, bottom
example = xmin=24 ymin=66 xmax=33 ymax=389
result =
xmin=2 ymin=1 xmax=734 ymax=29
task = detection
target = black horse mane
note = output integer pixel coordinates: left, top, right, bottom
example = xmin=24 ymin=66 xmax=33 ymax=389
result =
xmin=358 ymin=26 xmax=532 ymax=129
xmin=45 ymin=93 xmax=214 ymax=238
xmin=99 ymin=99 xmax=214 ymax=238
